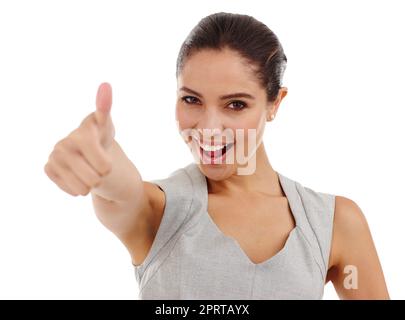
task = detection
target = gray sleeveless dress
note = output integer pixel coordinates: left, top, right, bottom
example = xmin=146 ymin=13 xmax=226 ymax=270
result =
xmin=133 ymin=162 xmax=335 ymax=300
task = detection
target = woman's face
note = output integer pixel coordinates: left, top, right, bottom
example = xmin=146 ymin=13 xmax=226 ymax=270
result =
xmin=176 ymin=47 xmax=286 ymax=181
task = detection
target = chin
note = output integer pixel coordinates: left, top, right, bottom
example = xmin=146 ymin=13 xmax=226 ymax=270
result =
xmin=196 ymin=162 xmax=237 ymax=181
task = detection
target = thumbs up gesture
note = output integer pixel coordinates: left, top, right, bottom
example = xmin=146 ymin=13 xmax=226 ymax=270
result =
xmin=44 ymin=83 xmax=116 ymax=196
xmin=82 ymin=82 xmax=115 ymax=149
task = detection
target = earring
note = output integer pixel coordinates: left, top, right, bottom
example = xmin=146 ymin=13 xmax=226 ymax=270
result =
xmin=270 ymin=114 xmax=275 ymax=120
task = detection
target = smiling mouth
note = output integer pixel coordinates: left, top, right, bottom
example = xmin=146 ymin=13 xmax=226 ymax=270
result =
xmin=199 ymin=142 xmax=234 ymax=162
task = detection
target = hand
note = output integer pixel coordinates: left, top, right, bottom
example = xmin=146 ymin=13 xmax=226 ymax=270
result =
xmin=44 ymin=82 xmax=115 ymax=196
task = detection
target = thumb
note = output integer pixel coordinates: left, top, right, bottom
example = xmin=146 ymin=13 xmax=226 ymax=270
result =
xmin=95 ymin=82 xmax=112 ymax=126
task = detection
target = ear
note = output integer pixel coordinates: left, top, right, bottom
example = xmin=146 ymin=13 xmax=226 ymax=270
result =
xmin=266 ymin=87 xmax=288 ymax=121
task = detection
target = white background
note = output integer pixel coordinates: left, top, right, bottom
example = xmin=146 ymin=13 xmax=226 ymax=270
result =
xmin=0 ymin=0 xmax=404 ymax=299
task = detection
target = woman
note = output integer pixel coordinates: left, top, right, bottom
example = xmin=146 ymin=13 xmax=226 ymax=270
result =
xmin=44 ymin=12 xmax=389 ymax=299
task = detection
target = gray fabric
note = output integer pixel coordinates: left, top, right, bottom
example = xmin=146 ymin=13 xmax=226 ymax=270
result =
xmin=133 ymin=163 xmax=335 ymax=299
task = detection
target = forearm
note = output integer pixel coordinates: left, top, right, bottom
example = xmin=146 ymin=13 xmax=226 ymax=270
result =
xmin=90 ymin=139 xmax=143 ymax=203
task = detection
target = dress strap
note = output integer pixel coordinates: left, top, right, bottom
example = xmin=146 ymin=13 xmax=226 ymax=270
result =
xmin=277 ymin=172 xmax=336 ymax=281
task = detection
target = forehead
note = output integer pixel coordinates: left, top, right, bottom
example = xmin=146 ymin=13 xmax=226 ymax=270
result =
xmin=178 ymin=48 xmax=263 ymax=96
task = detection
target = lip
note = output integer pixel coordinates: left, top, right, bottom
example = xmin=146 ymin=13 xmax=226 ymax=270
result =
xmin=199 ymin=142 xmax=234 ymax=164
xmin=193 ymin=137 xmax=232 ymax=148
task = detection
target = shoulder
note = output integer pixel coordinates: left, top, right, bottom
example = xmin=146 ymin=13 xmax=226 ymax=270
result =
xmin=333 ymin=195 xmax=370 ymax=250
xmin=329 ymin=195 xmax=370 ymax=268
xmin=147 ymin=166 xmax=196 ymax=217
xmin=152 ymin=166 xmax=193 ymax=187
xmin=132 ymin=165 xmax=197 ymax=268
xmin=334 ymin=196 xmax=368 ymax=233
xmin=144 ymin=167 xmax=193 ymax=215
xmin=294 ymin=181 xmax=336 ymax=231
xmin=295 ymin=182 xmax=367 ymax=235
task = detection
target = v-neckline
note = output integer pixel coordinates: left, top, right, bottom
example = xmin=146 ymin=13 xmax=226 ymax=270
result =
xmin=201 ymin=169 xmax=300 ymax=267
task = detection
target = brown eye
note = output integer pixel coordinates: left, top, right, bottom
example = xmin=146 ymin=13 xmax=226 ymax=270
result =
xmin=181 ymin=96 xmax=201 ymax=105
xmin=228 ymin=100 xmax=247 ymax=111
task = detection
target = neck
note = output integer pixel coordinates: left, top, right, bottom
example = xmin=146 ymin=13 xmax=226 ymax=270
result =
xmin=206 ymin=143 xmax=284 ymax=197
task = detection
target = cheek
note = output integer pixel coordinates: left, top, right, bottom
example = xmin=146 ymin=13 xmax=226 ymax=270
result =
xmin=228 ymin=111 xmax=267 ymax=142
xmin=175 ymin=104 xmax=192 ymax=131
xmin=176 ymin=104 xmax=200 ymax=144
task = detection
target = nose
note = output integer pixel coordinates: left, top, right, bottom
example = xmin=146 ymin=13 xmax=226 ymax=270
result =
xmin=197 ymin=106 xmax=224 ymax=137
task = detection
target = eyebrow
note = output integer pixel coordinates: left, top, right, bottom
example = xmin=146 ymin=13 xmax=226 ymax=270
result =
xmin=179 ymin=86 xmax=255 ymax=100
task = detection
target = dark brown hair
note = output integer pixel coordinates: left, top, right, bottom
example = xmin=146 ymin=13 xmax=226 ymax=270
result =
xmin=176 ymin=12 xmax=287 ymax=103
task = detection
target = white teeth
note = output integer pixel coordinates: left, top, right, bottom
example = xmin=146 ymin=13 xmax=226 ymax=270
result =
xmin=201 ymin=144 xmax=225 ymax=152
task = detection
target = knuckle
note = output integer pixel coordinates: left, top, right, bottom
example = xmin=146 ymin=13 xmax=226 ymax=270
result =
xmin=72 ymin=131 xmax=99 ymax=154
xmin=44 ymin=163 xmax=58 ymax=181
xmin=68 ymin=132 xmax=84 ymax=146
xmin=53 ymin=140 xmax=73 ymax=160
xmin=74 ymin=126 xmax=96 ymax=143
xmin=55 ymin=137 xmax=71 ymax=149
xmin=44 ymin=166 xmax=57 ymax=183
xmin=46 ymin=168 xmax=68 ymax=192
xmin=51 ymin=147 xmax=66 ymax=163
xmin=53 ymin=140 xmax=64 ymax=153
